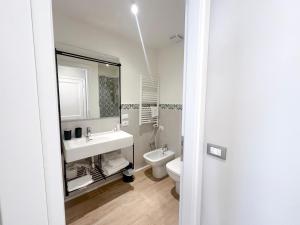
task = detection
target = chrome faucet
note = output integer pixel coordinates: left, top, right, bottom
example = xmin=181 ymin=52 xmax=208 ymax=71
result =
xmin=86 ymin=127 xmax=92 ymax=140
xmin=162 ymin=144 xmax=168 ymax=154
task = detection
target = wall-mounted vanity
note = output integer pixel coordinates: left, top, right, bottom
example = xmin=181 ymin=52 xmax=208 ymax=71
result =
xmin=55 ymin=50 xmax=134 ymax=199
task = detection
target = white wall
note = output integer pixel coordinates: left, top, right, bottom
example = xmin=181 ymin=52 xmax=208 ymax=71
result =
xmin=202 ymin=1 xmax=300 ymax=225
xmin=158 ymin=42 xmax=184 ymax=104
xmin=0 ymin=1 xmax=50 ymax=224
xmin=157 ymin=43 xmax=184 ymax=155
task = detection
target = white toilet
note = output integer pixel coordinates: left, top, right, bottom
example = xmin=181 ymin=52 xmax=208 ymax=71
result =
xmin=143 ymin=148 xmax=175 ymax=178
xmin=166 ymin=157 xmax=181 ymax=194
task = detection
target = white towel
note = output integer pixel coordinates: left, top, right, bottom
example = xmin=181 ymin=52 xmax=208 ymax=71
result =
xmin=102 ymin=160 xmax=129 ymax=176
xmin=67 ymin=174 xmax=93 ymax=192
xmin=102 ymin=157 xmax=128 ymax=167
xmin=150 ymin=106 xmax=158 ymax=118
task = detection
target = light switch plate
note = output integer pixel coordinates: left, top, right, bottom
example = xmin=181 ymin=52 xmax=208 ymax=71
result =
xmin=122 ymin=114 xmax=129 ymax=120
xmin=207 ymin=143 xmax=227 ymax=160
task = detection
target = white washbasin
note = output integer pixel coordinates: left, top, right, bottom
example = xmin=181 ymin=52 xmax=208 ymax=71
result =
xmin=63 ymin=130 xmax=133 ymax=163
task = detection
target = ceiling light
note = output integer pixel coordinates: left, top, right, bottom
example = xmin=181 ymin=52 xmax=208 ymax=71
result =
xmin=106 ymin=64 xmax=109 ymax=67
xmin=131 ymin=4 xmax=138 ymax=15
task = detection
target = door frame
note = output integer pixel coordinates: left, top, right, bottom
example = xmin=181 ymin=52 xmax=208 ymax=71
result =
xmin=179 ymin=0 xmax=211 ymax=224
xmin=30 ymin=0 xmax=66 ymax=224
xmin=31 ymin=0 xmax=211 ymax=224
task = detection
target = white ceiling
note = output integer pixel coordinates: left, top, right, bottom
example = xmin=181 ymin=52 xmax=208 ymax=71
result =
xmin=53 ymin=0 xmax=185 ymax=48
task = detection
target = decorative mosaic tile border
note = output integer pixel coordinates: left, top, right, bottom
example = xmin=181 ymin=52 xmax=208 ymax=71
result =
xmin=121 ymin=104 xmax=139 ymax=110
xmin=121 ymin=104 xmax=182 ymax=110
xmin=159 ymin=104 xmax=182 ymax=110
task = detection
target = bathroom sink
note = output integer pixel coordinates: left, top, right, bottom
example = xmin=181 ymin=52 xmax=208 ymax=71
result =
xmin=63 ymin=130 xmax=133 ymax=163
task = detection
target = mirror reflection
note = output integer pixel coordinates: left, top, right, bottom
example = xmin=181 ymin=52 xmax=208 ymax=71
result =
xmin=57 ymin=53 xmax=120 ymax=121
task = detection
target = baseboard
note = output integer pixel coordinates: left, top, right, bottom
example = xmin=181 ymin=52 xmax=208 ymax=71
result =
xmin=134 ymin=164 xmax=151 ymax=173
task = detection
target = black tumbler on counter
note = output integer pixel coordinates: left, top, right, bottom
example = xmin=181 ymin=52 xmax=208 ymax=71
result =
xmin=75 ymin=127 xmax=82 ymax=138
xmin=64 ymin=130 xmax=72 ymax=140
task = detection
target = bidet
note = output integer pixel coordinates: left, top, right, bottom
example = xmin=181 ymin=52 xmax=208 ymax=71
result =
xmin=143 ymin=148 xmax=175 ymax=178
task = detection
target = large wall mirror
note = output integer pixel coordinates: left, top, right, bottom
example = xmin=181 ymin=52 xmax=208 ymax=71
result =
xmin=56 ymin=51 xmax=121 ymax=121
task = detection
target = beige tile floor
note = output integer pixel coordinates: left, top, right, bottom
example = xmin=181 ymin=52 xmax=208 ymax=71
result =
xmin=65 ymin=168 xmax=179 ymax=225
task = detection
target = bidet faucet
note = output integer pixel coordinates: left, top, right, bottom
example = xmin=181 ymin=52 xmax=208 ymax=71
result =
xmin=162 ymin=144 xmax=168 ymax=154
xmin=86 ymin=127 xmax=92 ymax=140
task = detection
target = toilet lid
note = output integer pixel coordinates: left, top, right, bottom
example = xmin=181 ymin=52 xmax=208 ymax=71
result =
xmin=167 ymin=157 xmax=181 ymax=176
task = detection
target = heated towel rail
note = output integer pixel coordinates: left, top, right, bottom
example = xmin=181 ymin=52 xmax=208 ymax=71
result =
xmin=139 ymin=75 xmax=159 ymax=126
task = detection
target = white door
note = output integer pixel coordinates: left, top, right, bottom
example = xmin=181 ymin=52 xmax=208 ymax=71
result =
xmin=59 ymin=75 xmax=87 ymax=121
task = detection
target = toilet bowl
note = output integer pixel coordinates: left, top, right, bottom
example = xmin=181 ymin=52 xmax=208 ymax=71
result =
xmin=166 ymin=157 xmax=181 ymax=194
xmin=143 ymin=148 xmax=175 ymax=178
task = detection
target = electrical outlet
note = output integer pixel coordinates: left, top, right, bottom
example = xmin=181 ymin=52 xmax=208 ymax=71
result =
xmin=122 ymin=120 xmax=129 ymax=127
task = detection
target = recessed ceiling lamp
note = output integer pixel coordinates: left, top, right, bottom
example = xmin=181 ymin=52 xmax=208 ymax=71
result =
xmin=131 ymin=3 xmax=138 ymax=15
xmin=130 ymin=2 xmax=151 ymax=75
